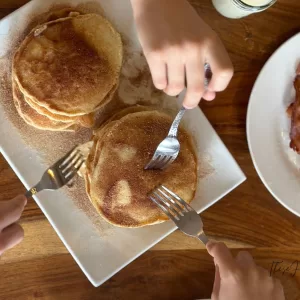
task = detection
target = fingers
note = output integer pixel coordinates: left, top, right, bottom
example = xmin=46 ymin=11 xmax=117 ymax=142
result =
xmin=183 ymin=58 xmax=205 ymax=109
xmin=146 ymin=50 xmax=208 ymax=108
xmin=163 ymin=62 xmax=185 ymax=96
xmin=207 ymin=241 xmax=236 ymax=278
xmin=257 ymin=265 xmax=271 ymax=280
xmin=206 ymin=37 xmax=234 ymax=93
xmin=0 ymin=196 xmax=26 ymax=255
xmin=236 ymin=251 xmax=255 ymax=269
xmin=274 ymin=278 xmax=285 ymax=300
xmin=0 ymin=195 xmax=27 ymax=231
xmin=202 ymin=90 xmax=216 ymax=101
xmin=0 ymin=223 xmax=24 ymax=255
xmin=146 ymin=38 xmax=233 ymax=106
xmin=146 ymin=53 xmax=167 ymax=90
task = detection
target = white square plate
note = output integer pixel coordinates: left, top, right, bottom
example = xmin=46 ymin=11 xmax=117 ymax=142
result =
xmin=0 ymin=0 xmax=245 ymax=287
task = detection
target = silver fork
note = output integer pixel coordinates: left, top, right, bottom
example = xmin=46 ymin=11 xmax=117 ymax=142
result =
xmin=148 ymin=185 xmax=209 ymax=245
xmin=145 ymin=63 xmax=211 ymax=170
xmin=24 ymin=146 xmax=85 ymax=198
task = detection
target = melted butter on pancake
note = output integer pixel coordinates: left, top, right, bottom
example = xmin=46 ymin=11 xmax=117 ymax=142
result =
xmin=110 ymin=180 xmax=132 ymax=208
xmin=113 ymin=145 xmax=137 ymax=162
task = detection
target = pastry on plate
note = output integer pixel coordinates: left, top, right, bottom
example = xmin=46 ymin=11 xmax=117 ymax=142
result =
xmin=85 ymin=107 xmax=198 ymax=228
xmin=12 ymin=12 xmax=123 ymax=131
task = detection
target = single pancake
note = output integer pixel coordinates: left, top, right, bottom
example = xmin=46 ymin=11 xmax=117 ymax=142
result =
xmin=85 ymin=109 xmax=197 ymax=228
xmin=13 ymin=13 xmax=123 ymax=117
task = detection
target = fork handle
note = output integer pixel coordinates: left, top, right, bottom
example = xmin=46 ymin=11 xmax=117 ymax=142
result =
xmin=197 ymin=232 xmax=209 ymax=245
xmin=25 ymin=184 xmax=42 ymax=199
xmin=25 ymin=189 xmax=35 ymax=199
xmin=25 ymin=188 xmax=36 ymax=199
xmin=168 ymin=107 xmax=186 ymax=137
xmin=167 ymin=64 xmax=211 ymax=137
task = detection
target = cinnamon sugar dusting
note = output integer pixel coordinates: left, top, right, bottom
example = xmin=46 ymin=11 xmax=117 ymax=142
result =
xmin=26 ymin=20 xmax=108 ymax=101
xmin=88 ymin=111 xmax=198 ymax=227
xmin=0 ymin=5 xmax=214 ymax=233
xmin=13 ymin=12 xmax=122 ymax=116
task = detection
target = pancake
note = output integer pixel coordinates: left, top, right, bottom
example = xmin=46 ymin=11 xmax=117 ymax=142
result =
xmin=19 ymin=87 xmax=74 ymax=123
xmin=12 ymin=80 xmax=77 ymax=131
xmin=85 ymin=109 xmax=197 ymax=228
xmin=100 ymin=105 xmax=155 ymax=128
xmin=13 ymin=13 xmax=123 ymax=117
xmin=21 ymin=90 xmax=95 ymax=127
xmin=84 ymin=121 xmax=118 ymax=195
xmin=88 ymin=106 xmax=156 ymax=174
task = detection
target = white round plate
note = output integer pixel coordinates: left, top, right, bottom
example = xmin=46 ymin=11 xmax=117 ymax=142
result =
xmin=247 ymin=32 xmax=300 ymax=217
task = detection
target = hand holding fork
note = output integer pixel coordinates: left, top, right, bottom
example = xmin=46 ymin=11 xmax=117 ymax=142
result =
xmin=145 ymin=63 xmax=212 ymax=170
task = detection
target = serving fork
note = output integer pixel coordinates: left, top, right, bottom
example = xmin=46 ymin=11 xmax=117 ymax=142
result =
xmin=148 ymin=185 xmax=209 ymax=245
xmin=145 ymin=63 xmax=211 ymax=170
xmin=25 ymin=146 xmax=85 ymax=198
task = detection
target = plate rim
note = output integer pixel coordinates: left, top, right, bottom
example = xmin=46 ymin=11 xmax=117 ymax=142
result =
xmin=246 ymin=32 xmax=300 ymax=217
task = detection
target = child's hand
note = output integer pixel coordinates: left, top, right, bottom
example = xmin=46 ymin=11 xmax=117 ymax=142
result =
xmin=131 ymin=0 xmax=233 ymax=108
xmin=207 ymin=241 xmax=285 ymax=300
xmin=0 ymin=195 xmax=27 ymax=255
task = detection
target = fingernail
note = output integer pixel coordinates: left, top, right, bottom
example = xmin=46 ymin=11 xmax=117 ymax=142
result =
xmin=155 ymin=84 xmax=165 ymax=90
xmin=183 ymin=104 xmax=196 ymax=110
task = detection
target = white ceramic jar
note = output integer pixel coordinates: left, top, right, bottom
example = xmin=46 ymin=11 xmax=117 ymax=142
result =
xmin=212 ymin=0 xmax=277 ymax=19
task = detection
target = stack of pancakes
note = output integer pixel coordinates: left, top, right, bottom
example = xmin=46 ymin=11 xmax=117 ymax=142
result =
xmin=12 ymin=11 xmax=123 ymax=131
xmin=84 ymin=106 xmax=198 ymax=228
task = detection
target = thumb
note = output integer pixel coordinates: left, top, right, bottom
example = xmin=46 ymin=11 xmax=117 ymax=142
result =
xmin=207 ymin=241 xmax=236 ymax=278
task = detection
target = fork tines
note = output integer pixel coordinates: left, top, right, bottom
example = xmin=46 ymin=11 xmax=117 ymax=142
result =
xmin=145 ymin=154 xmax=175 ymax=170
xmin=148 ymin=185 xmax=192 ymax=221
xmin=58 ymin=147 xmax=85 ymax=179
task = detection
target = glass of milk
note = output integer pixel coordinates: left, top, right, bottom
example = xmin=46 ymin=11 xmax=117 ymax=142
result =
xmin=212 ymin=0 xmax=277 ymax=19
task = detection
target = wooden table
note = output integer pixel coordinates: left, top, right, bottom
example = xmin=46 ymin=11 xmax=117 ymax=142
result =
xmin=1 ymin=0 xmax=300 ymax=299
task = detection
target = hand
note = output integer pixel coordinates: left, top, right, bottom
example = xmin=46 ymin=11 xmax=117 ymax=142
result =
xmin=207 ymin=241 xmax=285 ymax=300
xmin=0 ymin=195 xmax=27 ymax=255
xmin=130 ymin=0 xmax=233 ymax=108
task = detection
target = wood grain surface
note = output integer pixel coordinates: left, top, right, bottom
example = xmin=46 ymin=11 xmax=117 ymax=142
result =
xmin=1 ymin=0 xmax=300 ymax=299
